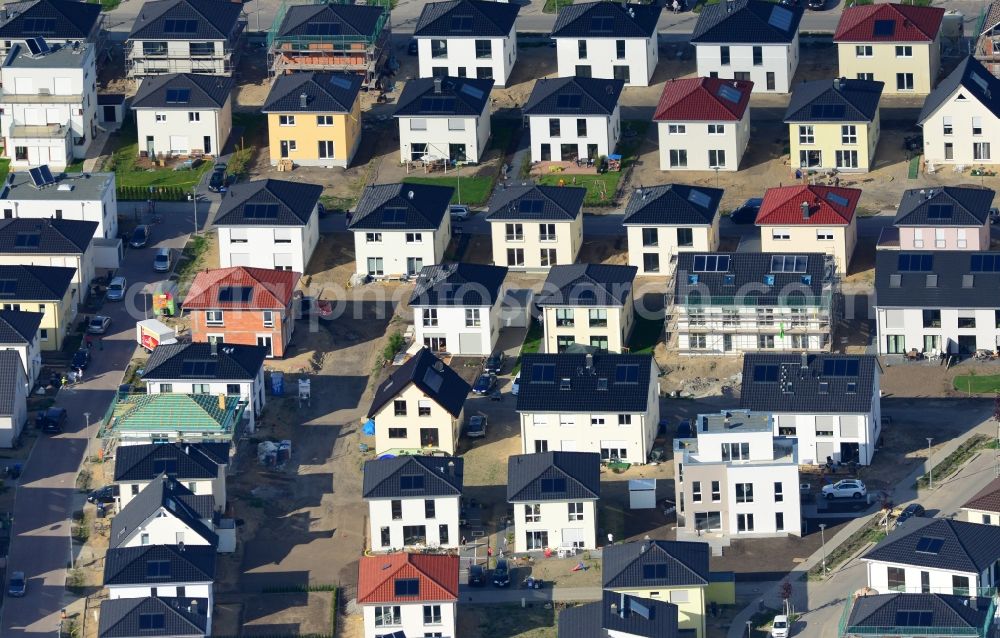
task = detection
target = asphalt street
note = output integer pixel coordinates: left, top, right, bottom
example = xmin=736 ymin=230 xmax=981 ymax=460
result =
xmin=0 ymin=193 xmax=216 ymax=638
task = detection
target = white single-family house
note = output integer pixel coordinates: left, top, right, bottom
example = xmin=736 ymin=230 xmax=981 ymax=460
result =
xmin=126 ymin=0 xmax=245 ymax=77
xmin=0 ymin=310 xmax=43 ymax=388
xmin=395 ymin=76 xmax=493 ymax=164
xmin=0 ymin=218 xmax=98 ymax=307
xmin=524 ymin=76 xmax=624 ymax=163
xmin=918 ymin=56 xmax=1000 ymax=166
xmin=132 ymin=73 xmax=233 ymax=158
xmin=410 ymin=262 xmax=508 ymax=356
xmin=486 ymin=184 xmax=585 ymax=271
xmin=103 ymin=544 xmax=215 ymax=618
xmin=536 ymin=264 xmax=637 ymax=354
xmin=358 ymin=553 xmax=459 ymax=638
xmin=414 ymin=0 xmax=520 ymax=86
xmin=113 ymin=442 xmax=230 ymax=512
xmin=0 ymin=351 xmax=27 ymax=449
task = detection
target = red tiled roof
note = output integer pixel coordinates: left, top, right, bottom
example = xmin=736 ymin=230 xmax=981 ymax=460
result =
xmin=182 ymin=267 xmax=300 ymax=310
xmin=834 ymin=3 xmax=944 ymax=43
xmin=357 ymin=554 xmax=459 ymax=605
xmin=653 ymin=77 xmax=753 ymax=122
xmin=755 ymin=185 xmax=861 ymax=226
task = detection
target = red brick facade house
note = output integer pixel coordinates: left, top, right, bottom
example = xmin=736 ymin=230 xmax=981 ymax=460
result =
xmin=183 ymin=267 xmax=300 ymax=358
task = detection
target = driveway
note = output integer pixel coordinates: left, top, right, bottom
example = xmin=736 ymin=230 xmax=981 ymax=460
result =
xmin=0 ymin=198 xmax=211 ymax=637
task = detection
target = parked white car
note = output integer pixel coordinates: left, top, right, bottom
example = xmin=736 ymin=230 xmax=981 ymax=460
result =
xmin=770 ymin=615 xmax=789 ymax=638
xmin=822 ymin=479 xmax=867 ymax=499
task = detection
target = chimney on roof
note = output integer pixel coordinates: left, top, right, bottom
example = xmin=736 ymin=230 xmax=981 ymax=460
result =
xmin=433 ymin=359 xmax=444 ymax=372
xmin=433 ymin=77 xmax=442 ymax=94
xmin=800 ymin=352 xmax=808 ymax=376
xmin=300 ymin=93 xmax=308 ymax=109
xmin=801 ymin=201 xmax=810 ymax=220
xmin=189 ymin=599 xmax=198 ymax=614
xmin=210 ymin=340 xmax=218 ymax=357
xmin=833 ymin=77 xmax=842 ymax=91
xmin=585 ymin=353 xmax=593 ymax=372
xmin=218 ymin=393 xmax=226 ymax=411
xmin=407 ymin=190 xmax=415 ymax=200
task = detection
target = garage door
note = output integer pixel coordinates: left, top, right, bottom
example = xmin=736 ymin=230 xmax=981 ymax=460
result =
xmin=458 ymin=333 xmax=481 ymax=355
xmin=561 ymin=528 xmax=584 ymax=548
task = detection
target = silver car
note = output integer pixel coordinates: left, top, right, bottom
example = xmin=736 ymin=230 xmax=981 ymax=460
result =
xmin=106 ymin=276 xmax=126 ymax=301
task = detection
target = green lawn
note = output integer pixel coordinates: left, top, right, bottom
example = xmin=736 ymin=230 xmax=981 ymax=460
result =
xmin=953 ymin=375 xmax=1000 ymax=394
xmin=908 ymin=154 xmax=921 ymax=179
xmin=627 ymin=315 xmax=663 ymax=354
xmin=64 ymin=159 xmax=85 ymax=173
xmin=88 ymin=0 xmax=121 ymax=11
xmin=542 ymin=0 xmax=573 ymax=13
xmin=105 ymin=121 xmax=212 ymax=190
xmin=402 ymin=175 xmax=495 ymax=206
xmin=0 ymin=158 xmax=10 ymax=185
xmin=512 ymin=319 xmax=544 ymax=376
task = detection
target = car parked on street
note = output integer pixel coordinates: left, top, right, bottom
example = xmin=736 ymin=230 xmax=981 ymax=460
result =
xmin=449 ymin=205 xmax=470 ymax=221
xmin=484 ymin=351 xmax=505 ymax=374
xmin=129 ymin=225 xmax=150 ymax=248
xmin=208 ymin=163 xmax=231 ymax=192
xmin=106 ymin=276 xmax=126 ymax=301
xmin=895 ymin=503 xmax=926 ymax=528
xmin=7 ymin=571 xmax=25 ymax=597
xmin=153 ymin=248 xmax=172 ymax=273
xmin=492 ymin=559 xmax=510 ymax=587
xmin=822 ymin=479 xmax=867 ymax=499
xmin=37 ymin=407 xmax=67 ymax=434
xmin=87 ymin=485 xmax=118 ymax=505
xmin=467 ymin=564 xmax=485 ymax=586
xmin=71 ymin=349 xmax=91 ymax=370
xmin=465 ymin=415 xmax=488 ymax=438
xmin=472 ymin=373 xmax=497 ymax=395
xmin=770 ymin=615 xmax=789 ymax=638
xmin=87 ymin=315 xmax=112 ymax=334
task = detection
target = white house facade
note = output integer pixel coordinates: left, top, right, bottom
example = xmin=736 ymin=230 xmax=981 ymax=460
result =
xmin=0 ymin=351 xmax=27 ymax=448
xmin=132 ymin=73 xmax=233 ymax=158
xmin=395 ymin=76 xmax=494 ymax=163
xmin=414 ymin=0 xmax=520 ymax=86
xmin=358 ymin=553 xmax=459 ymax=638
xmin=524 ymin=76 xmax=624 ymax=163
xmin=918 ymin=57 xmax=1000 ymax=166
xmin=410 ymin=262 xmax=507 ymax=356
xmin=0 ymin=170 xmax=118 ymax=240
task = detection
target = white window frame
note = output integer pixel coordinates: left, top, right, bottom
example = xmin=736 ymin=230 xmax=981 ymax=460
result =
xmin=205 ymin=310 xmax=223 ymax=325
xmin=816 ymin=229 xmax=834 ymax=241
xmin=895 ymin=45 xmax=912 ymax=58
xmin=707 ymin=123 xmax=725 ymax=135
xmin=771 ymin=229 xmax=790 ymax=240
xmin=465 ymin=308 xmax=480 ymax=327
xmin=423 ymin=308 xmax=438 ymax=327
xmin=667 ymin=124 xmax=686 ymax=135
xmin=798 ymin=125 xmax=814 ymax=145
xmin=279 ymin=115 xmax=295 ymax=126
xmin=841 ymin=124 xmax=857 ymax=145
xmin=262 ymin=310 xmax=274 ymax=328
xmin=855 ymin=45 xmax=873 ymax=57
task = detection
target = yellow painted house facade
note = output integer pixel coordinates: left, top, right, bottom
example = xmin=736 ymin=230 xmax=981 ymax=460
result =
xmin=0 ymin=265 xmax=77 ymax=351
xmin=262 ymin=72 xmax=364 ymax=168
xmin=785 ymin=78 xmax=884 ymax=173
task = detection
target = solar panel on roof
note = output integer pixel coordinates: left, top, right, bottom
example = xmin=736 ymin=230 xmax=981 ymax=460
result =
xmin=24 ymin=37 xmax=42 ymax=55
xmin=927 ymin=203 xmax=953 ymax=219
xmin=825 ymin=191 xmax=850 ymax=207
xmin=915 ymin=537 xmax=944 ymax=554
xmin=591 ymin=16 xmax=613 ymax=33
xmin=615 ymin=364 xmax=639 ymax=384
xmin=540 ymin=478 xmax=567 ymax=492
xmin=532 ymin=363 xmax=555 ymax=383
xmin=872 ymin=19 xmax=896 ymax=37
xmin=971 ymin=71 xmax=990 ymax=94
xmin=243 ymin=203 xmax=279 ymax=219
xmin=328 ymin=75 xmax=354 ymax=90
xmin=394 ymin=578 xmax=419 ymax=596
xmin=22 ymin=19 xmax=56 ymax=35
xmin=383 ymin=207 xmax=407 ymax=224
xmin=163 ymin=19 xmax=197 ymax=34
xmin=768 ymin=5 xmax=794 ymax=31
xmin=451 ymin=15 xmax=473 ymax=31
xmin=14 ymin=233 xmax=39 ymax=248
xmin=139 ymin=614 xmax=165 ymax=630
xmin=687 ymin=189 xmax=712 ymax=208
xmin=971 ymin=254 xmax=1000 ymax=272
xmin=38 ymin=165 xmax=54 ymax=184
xmin=165 ymin=89 xmax=190 ymax=104
xmin=823 ymin=358 xmax=859 ymax=377
xmin=306 ymin=22 xmax=341 ymax=35
xmin=399 ymin=474 xmax=424 ymax=490
xmin=770 ymin=255 xmax=807 ymax=273
xmin=459 ymin=83 xmax=485 ymax=101
xmin=28 ymin=167 xmax=44 ymax=187
xmin=0 ymin=280 xmax=17 ymax=298
xmin=717 ymin=84 xmax=742 ymax=103
xmin=420 ymin=96 xmax=456 ymax=112
xmin=897 ymin=253 xmax=933 ymax=272
xmin=556 ymin=94 xmax=582 ymax=109
xmin=691 ymin=254 xmax=729 ymax=272
xmin=217 ymin=286 xmax=253 ymax=303
xmin=809 ymin=104 xmax=846 ymax=119
xmin=895 ymin=611 xmax=934 ymax=627
xmin=180 ymin=360 xmax=218 ymax=377
xmin=754 ymin=364 xmax=779 ymax=382
xmin=519 ymin=199 xmax=543 ymax=214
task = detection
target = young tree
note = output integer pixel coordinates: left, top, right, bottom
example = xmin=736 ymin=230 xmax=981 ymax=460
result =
xmin=780 ymin=580 xmax=793 ymax=617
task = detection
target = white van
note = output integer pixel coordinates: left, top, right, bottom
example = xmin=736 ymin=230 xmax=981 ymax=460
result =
xmin=153 ymin=248 xmax=171 ymax=273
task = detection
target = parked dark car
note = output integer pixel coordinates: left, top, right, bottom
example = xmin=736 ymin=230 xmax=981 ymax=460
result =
xmin=467 ymin=564 xmax=486 ymax=586
xmin=129 ymin=225 xmax=150 ymax=248
xmin=87 ymin=485 xmax=118 ymax=505
xmin=72 ymin=349 xmax=91 ymax=370
xmin=730 ymin=198 xmax=763 ymax=224
xmin=807 ymin=0 xmax=825 ymax=9
xmin=465 ymin=415 xmax=488 ymax=438
xmin=472 ymin=373 xmax=497 ymax=395
xmin=484 ymin=352 xmax=505 ymax=375
xmin=208 ymin=163 xmax=231 ymax=192
xmin=492 ymin=559 xmax=510 ymax=587
xmin=7 ymin=571 xmax=25 ymax=597
xmin=895 ymin=503 xmax=926 ymax=528
xmin=38 ymin=407 xmax=68 ymax=433
xmin=407 ymin=38 xmax=418 ymax=55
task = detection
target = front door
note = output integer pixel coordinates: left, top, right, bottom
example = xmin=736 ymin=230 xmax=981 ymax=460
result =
xmin=146 ymin=136 xmax=155 ymax=157
xmin=204 ymin=135 xmax=212 ymax=155
xmin=257 ymin=335 xmax=273 ymax=357
xmin=420 ymin=427 xmax=439 ymax=448
xmin=280 ymin=140 xmax=290 ymax=158
xmin=103 ymin=105 xmax=117 ymax=123
xmin=958 ymin=335 xmax=977 ymax=355
xmin=540 ymin=144 xmax=551 ymax=161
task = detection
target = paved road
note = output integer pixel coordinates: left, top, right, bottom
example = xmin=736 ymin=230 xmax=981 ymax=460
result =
xmin=459 ymin=584 xmax=603 ymax=604
xmin=0 ymin=194 xmax=215 ymax=638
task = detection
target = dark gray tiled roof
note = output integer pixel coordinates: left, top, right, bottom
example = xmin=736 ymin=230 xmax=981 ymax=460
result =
xmin=276 ymin=3 xmax=386 ymax=38
xmin=692 ymin=0 xmax=803 ymax=43
xmin=874 ymin=250 xmax=1000 ymax=308
xmin=507 ymin=452 xmax=600 ymax=502
xmin=863 ymin=518 xmax=1000 ymax=573
xmin=0 ymin=351 xmax=23 ymax=416
xmin=132 ymin=73 xmax=233 ymax=110
xmin=113 ymin=442 xmax=230 ymax=482
xmin=603 ymin=540 xmax=710 ymax=589
xmin=415 ymin=0 xmax=520 ymax=37
xmin=536 ymin=264 xmax=637 ymax=308
xmin=919 ymin=56 xmax=1000 ymax=122
xmin=486 ymin=184 xmax=586 ymax=221
xmin=0 ymin=309 xmax=43 ymax=345
xmin=0 ymin=218 xmax=96 ymax=254
xmin=409 ymin=263 xmax=507 ymax=307
xmin=785 ymin=78 xmax=884 ymax=123
xmin=98 ymin=597 xmax=208 ymax=638
xmin=394 ymin=76 xmax=494 ymax=117
xmin=559 ymin=591 xmax=682 ymax=638
xmin=962 ymin=477 xmax=1000 ymax=514
xmin=214 ymin=179 xmax=322 ymax=227
xmin=129 ymin=0 xmax=242 ymax=40
xmin=104 ymin=544 xmax=215 ymax=586
xmin=362 ymin=456 xmax=464 ymax=498
xmin=0 ymin=0 xmax=100 ymax=40
xmin=524 ymin=77 xmax=624 ymax=116
xmin=349 ymin=183 xmax=453 ymax=231
xmin=0 ymin=264 xmax=75 ymax=300
xmin=111 ymin=474 xmax=218 ymax=549
xmin=142 ymin=342 xmax=266 ymax=382
xmin=367 ymin=348 xmax=470 ymax=419
xmin=552 ymin=2 xmax=662 ymax=38
xmin=674 ymin=252 xmax=828 ymax=307
xmin=623 ymin=184 xmax=722 ymax=226
xmin=516 ymin=353 xmax=654 ymax=414
xmin=739 ymin=354 xmax=879 ymax=414
xmin=893 ymin=186 xmax=995 ymax=226
xmin=846 ymin=593 xmax=991 ymax=633
xmin=262 ymin=72 xmax=362 ymax=113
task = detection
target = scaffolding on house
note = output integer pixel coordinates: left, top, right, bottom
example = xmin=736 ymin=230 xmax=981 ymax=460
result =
xmin=976 ymin=5 xmax=1000 ymax=78
xmin=266 ymin=0 xmax=391 ymax=88
xmin=125 ymin=21 xmax=247 ymax=79
xmin=665 ymin=254 xmax=841 ymax=355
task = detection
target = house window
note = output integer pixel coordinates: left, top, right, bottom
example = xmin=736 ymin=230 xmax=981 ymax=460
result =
xmin=641 ymin=227 xmax=658 ymax=246
xmin=406 ymin=232 xmax=423 ymax=243
xmin=708 ymin=149 xmax=726 ymax=168
xmin=975 ymin=142 xmax=991 ymax=161
xmin=418 ymin=400 xmax=431 ymax=416
xmin=775 ymin=482 xmax=784 ymax=502
xmin=721 ymin=442 xmax=749 ymax=461
xmin=735 ymin=483 xmax=754 ymax=503
xmin=588 ymin=308 xmax=607 ymax=327
xmin=953 ymin=575 xmax=971 ymax=596
xmin=972 ymin=116 xmax=984 ymax=136
xmin=600 ymin=445 xmax=628 ymax=461
xmin=525 ymin=504 xmax=541 ymax=522
xmin=692 ymin=481 xmax=702 ymax=502
xmin=720 ymin=45 xmax=730 ymax=65
xmin=896 ymin=73 xmax=914 ymax=91
xmin=857 ymin=72 xmax=874 ymax=81
xmin=895 ymin=45 xmax=912 ymax=57
xmin=317 ymin=115 xmax=334 ymax=126
xmin=410 ymin=118 xmax=427 ymax=131
xmin=887 ymin=567 xmax=905 ymax=592
xmin=568 ymin=502 xmax=584 ymax=521
xmin=759 ymin=334 xmax=775 ymax=349
xmin=669 ymin=149 xmax=687 ymax=168
xmin=766 ymin=72 xmax=776 ymax=91
xmin=958 ymin=313 xmax=976 ymax=329
xmin=578 ymin=40 xmax=587 ymax=59
xmin=505 ymin=223 xmax=523 ymax=241
xmin=366 ymin=232 xmax=382 ymax=243
xmin=557 ymin=336 xmax=575 ymax=352
xmin=798 ymin=125 xmax=814 ymax=144
xmin=772 ymin=229 xmax=790 ymax=241
xmin=424 ymin=499 xmax=436 ymax=519
xmin=752 ymin=46 xmax=762 ymax=66
xmin=475 ymin=40 xmax=491 ymax=59
xmin=923 ymin=309 xmax=941 ymax=328
xmin=555 ymin=308 xmax=574 ymax=327
xmin=424 ymin=605 xmax=442 ymax=625
xmin=262 ymin=311 xmax=274 ymax=328
xmin=539 ymin=223 xmax=556 ymax=242
xmin=279 ymin=115 xmax=295 ymax=126
xmin=711 ymin=480 xmax=720 ymax=501
xmin=816 ymin=229 xmax=834 ymax=241
xmin=549 ymin=118 xmax=561 ymax=137
xmin=577 ymin=118 xmax=587 ymax=136
xmin=403 ymin=526 xmax=426 ymax=545
xmin=143 ymin=41 xmax=168 ymax=55
xmin=776 ymin=512 xmax=784 ymax=532
xmin=618 ymin=414 xmax=631 ymax=426
xmin=375 ymin=606 xmax=401 ymax=626
xmin=591 ymin=416 xmax=606 ymax=426
xmin=160 ymin=383 xmax=173 ymax=393
xmin=388 ymin=427 xmax=406 ymax=438
xmin=507 ymin=248 xmax=524 ymax=266
xmin=737 ymin=513 xmax=754 ymax=532
xmin=708 ymin=123 xmax=724 ymax=135
xmin=367 ymin=258 xmax=384 ymax=277
xmin=667 ymin=124 xmax=686 ymax=135
xmin=757 ymin=308 xmax=774 ymax=325
xmin=448 ymin=118 xmax=465 ymax=131
xmin=423 ymin=309 xmax=438 ymax=327
xmin=643 ymin=253 xmax=660 ymax=273
xmin=615 ymin=39 xmax=626 ymax=59
xmin=465 ymin=309 xmax=480 ymax=327
xmin=188 ymin=112 xmax=200 ymax=122
xmin=943 ymin=116 xmax=953 ymax=135
xmin=856 ymin=45 xmax=872 ymax=57
xmin=841 ymin=125 xmax=857 ymax=144
xmin=206 ymin=310 xmax=223 ymax=325
xmin=836 ymin=150 xmax=858 ymax=169
xmin=394 ymin=400 xmax=407 ymax=416
xmin=689 ymin=335 xmax=707 ymax=349
xmin=155 ymin=113 xmax=167 ymax=122
xmin=431 ymin=40 xmax=447 ymax=58
xmin=391 ymin=500 xmax=402 ymax=520
xmin=540 ymin=248 xmax=556 ymax=267
xmin=318 ymin=140 xmax=335 ymax=158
